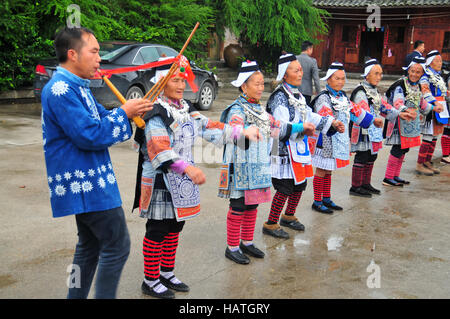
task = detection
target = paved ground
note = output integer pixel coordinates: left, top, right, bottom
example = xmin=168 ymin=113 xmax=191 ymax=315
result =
xmin=0 ymin=80 xmax=449 ymax=299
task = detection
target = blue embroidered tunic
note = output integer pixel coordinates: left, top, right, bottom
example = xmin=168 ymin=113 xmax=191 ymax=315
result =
xmin=41 ymin=67 xmax=132 ymax=218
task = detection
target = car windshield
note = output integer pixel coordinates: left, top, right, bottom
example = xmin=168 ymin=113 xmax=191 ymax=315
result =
xmin=100 ymin=43 xmax=131 ymax=60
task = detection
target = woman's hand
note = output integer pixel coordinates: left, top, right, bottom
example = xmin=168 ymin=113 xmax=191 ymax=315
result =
xmin=184 ymin=165 xmax=206 ymax=185
xmin=399 ymin=111 xmax=414 ymax=122
xmin=373 ymin=118 xmax=384 ymax=128
xmin=332 ymin=120 xmax=345 ymax=133
xmin=406 ymin=108 xmax=417 ymax=120
xmin=434 ymin=102 xmax=444 ymax=114
xmin=242 ymin=126 xmax=262 ymax=141
xmin=302 ymin=122 xmax=316 ymax=136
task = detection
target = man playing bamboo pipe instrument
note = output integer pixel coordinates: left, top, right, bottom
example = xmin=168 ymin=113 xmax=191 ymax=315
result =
xmin=41 ymin=27 xmax=152 ymax=299
xmin=133 ymin=57 xmax=261 ymax=298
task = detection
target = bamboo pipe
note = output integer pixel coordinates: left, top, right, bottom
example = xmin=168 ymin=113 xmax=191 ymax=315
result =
xmin=142 ymin=22 xmax=200 ymax=102
xmin=102 ymin=75 xmax=146 ymax=129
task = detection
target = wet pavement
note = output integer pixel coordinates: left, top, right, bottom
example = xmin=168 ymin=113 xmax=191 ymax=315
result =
xmin=0 ymin=85 xmax=449 ymax=299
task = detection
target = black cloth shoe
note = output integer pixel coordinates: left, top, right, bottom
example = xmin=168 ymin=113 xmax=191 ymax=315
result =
xmin=225 ymin=247 xmax=250 ymax=264
xmin=141 ymin=280 xmax=175 ymax=299
xmin=394 ymin=176 xmax=410 ymax=185
xmin=159 ymin=275 xmax=190 ymax=292
xmin=262 ymin=223 xmax=290 ymax=239
xmin=322 ymin=200 xmax=343 ymax=211
xmin=280 ymin=217 xmax=305 ymax=231
xmin=311 ymin=202 xmax=333 ymax=214
xmin=349 ymin=186 xmax=372 ymax=197
xmin=240 ymin=242 xmax=265 ymax=258
xmin=362 ymin=184 xmax=381 ymax=194
xmin=383 ymin=178 xmax=403 ymax=187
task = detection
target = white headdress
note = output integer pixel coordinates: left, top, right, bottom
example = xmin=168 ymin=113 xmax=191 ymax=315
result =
xmin=231 ymin=60 xmax=261 ymax=87
xmin=320 ymin=62 xmax=345 ymax=81
xmin=275 ymin=53 xmax=297 ymax=82
xmin=402 ymin=56 xmax=427 ymax=73
xmin=425 ymin=50 xmax=440 ymax=66
xmin=362 ymin=58 xmax=380 ymax=77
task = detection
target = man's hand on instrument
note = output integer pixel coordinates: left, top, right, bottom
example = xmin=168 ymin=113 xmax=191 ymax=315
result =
xmin=242 ymin=126 xmax=262 ymax=141
xmin=373 ymin=117 xmax=384 ymax=128
xmin=302 ymin=122 xmax=316 ymax=136
xmin=332 ymin=120 xmax=345 ymax=133
xmin=121 ymin=99 xmax=153 ymax=118
xmin=184 ymin=165 xmax=206 ymax=185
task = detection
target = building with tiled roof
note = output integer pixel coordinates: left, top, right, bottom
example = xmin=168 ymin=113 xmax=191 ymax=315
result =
xmin=310 ymin=0 xmax=450 ymax=73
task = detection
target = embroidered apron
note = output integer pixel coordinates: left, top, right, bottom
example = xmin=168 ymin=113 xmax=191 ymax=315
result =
xmin=164 ymin=119 xmax=201 ymax=221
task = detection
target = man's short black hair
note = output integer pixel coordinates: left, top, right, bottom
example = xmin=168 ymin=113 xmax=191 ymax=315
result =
xmin=54 ymin=27 xmax=95 ymax=63
xmin=414 ymin=40 xmax=424 ymax=49
xmin=301 ymin=41 xmax=313 ymax=52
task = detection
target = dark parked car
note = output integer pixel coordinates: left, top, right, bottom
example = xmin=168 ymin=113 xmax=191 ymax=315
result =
xmin=34 ymin=41 xmax=218 ymax=110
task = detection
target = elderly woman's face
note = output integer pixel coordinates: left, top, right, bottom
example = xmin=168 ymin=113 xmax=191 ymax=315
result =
xmin=283 ymin=60 xmax=303 ymax=87
xmin=366 ymin=64 xmax=383 ymax=87
xmin=163 ymin=68 xmax=186 ymax=100
xmin=327 ymin=70 xmax=346 ymax=92
xmin=408 ymin=63 xmax=424 ymax=83
xmin=242 ymin=71 xmax=264 ymax=100
xmin=430 ymin=55 xmax=442 ymax=71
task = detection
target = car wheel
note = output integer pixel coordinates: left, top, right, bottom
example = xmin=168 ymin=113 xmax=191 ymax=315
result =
xmin=196 ymin=82 xmax=214 ymax=110
xmin=125 ymin=86 xmax=144 ymax=100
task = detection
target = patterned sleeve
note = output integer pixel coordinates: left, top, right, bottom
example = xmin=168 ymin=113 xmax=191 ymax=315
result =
xmin=379 ymin=96 xmax=404 ymax=122
xmin=45 ymin=85 xmax=132 ymax=151
xmin=419 ymin=74 xmax=437 ymax=104
xmin=314 ymin=94 xmax=334 ymax=117
xmin=190 ymin=110 xmax=241 ymax=146
xmin=352 ymin=90 xmax=370 ymax=109
xmin=308 ymin=94 xmax=334 ymax=134
xmin=392 ymin=86 xmax=406 ymax=109
xmin=270 ymin=92 xmax=291 ymax=123
xmin=145 ymin=115 xmax=180 ymax=171
xmin=419 ymin=97 xmax=433 ymax=115
xmin=349 ymin=101 xmax=374 ymax=128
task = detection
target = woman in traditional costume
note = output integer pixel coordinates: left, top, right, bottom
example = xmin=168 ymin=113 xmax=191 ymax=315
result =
xmin=218 ymin=60 xmax=322 ymax=263
xmin=349 ymin=59 xmax=413 ymax=197
xmin=263 ymin=54 xmax=344 ymax=235
xmin=383 ymin=56 xmax=438 ymax=185
xmin=310 ymin=62 xmax=377 ymax=212
xmin=133 ymin=57 xmax=260 ymax=298
xmin=416 ymin=50 xmax=449 ymax=173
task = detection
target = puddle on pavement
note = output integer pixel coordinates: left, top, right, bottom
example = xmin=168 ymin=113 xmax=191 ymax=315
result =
xmin=327 ymin=236 xmax=344 ymax=251
xmin=293 ymin=238 xmax=310 ymax=247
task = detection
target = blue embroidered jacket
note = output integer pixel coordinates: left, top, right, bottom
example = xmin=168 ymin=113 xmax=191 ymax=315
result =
xmin=41 ymin=67 xmax=132 ymax=217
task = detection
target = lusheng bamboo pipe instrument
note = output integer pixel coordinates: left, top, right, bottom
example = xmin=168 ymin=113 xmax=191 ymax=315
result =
xmin=102 ymin=75 xmax=146 ymax=128
xmin=143 ymin=22 xmax=200 ymax=104
xmin=101 ymin=22 xmax=199 ymax=128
